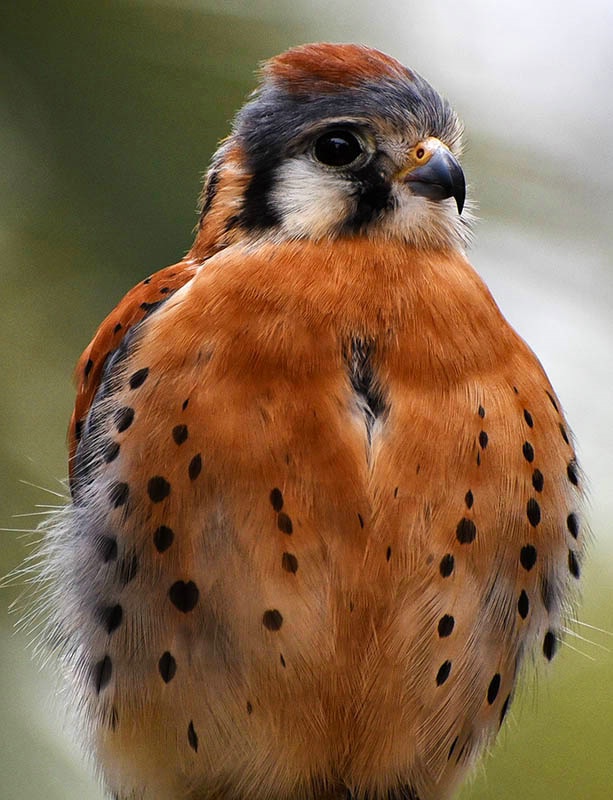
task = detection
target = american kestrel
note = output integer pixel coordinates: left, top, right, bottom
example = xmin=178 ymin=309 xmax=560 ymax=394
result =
xmin=43 ymin=43 xmax=585 ymax=800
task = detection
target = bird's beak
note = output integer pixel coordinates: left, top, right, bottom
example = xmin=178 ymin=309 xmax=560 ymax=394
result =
xmin=398 ymin=138 xmax=466 ymax=215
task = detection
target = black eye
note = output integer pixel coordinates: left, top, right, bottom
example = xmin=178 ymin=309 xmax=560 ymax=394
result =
xmin=313 ymin=129 xmax=363 ymax=167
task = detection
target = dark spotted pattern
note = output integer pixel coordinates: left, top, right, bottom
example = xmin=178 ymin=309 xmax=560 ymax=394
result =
xmin=128 ymin=368 xmax=149 ymax=389
xmin=518 ymin=590 xmax=529 ymax=619
xmin=103 ymin=441 xmax=120 ymax=463
xmin=437 ymin=615 xmax=454 ymax=637
xmin=456 ymin=518 xmax=476 ymax=544
xmin=465 ymin=490 xmax=473 ymax=509
xmin=114 ymin=407 xmax=135 ymax=433
xmin=478 ymin=431 xmax=488 ymax=449
xmin=386 ymin=545 xmax=392 ymax=561
xmin=270 ymin=488 xmax=284 ymax=511
xmin=523 ymin=409 xmax=533 ymax=427
xmin=567 ymin=513 xmax=579 ymax=539
xmin=158 ymin=651 xmax=177 ymax=683
xmin=568 ymin=550 xmax=580 ymax=578
xmin=526 ymin=498 xmax=541 ymax=527
xmin=169 ymin=580 xmax=199 ymax=613
xmin=98 ymin=536 xmax=118 ymax=562
xmin=277 ymin=513 xmax=293 ymax=534
xmin=487 ymin=673 xmax=501 ymax=705
xmin=281 ymin=552 xmax=298 ymax=573
xmin=478 ymin=405 xmax=485 ymax=419
xmin=172 ymin=424 xmax=188 ymax=445
xmin=188 ymin=454 xmax=202 ymax=480
xmin=567 ymin=460 xmax=579 ymax=486
xmin=246 ymin=701 xmax=253 ymax=715
xmin=109 ymin=482 xmax=129 ymax=508
xmin=100 ymin=604 xmax=123 ymax=634
xmin=522 ymin=441 xmax=534 ymax=463
xmin=439 ymin=554 xmax=454 ymax=577
xmin=520 ymin=545 xmax=537 ymax=571
xmin=93 ymin=655 xmax=112 ymax=693
xmin=532 ymin=468 xmax=544 ymax=492
xmin=559 ymin=423 xmax=570 ymax=445
xmin=148 ymin=476 xmax=171 ymax=502
xmin=154 ymin=525 xmax=174 ymax=553
xmin=436 ymin=660 xmax=452 ymax=685
xmin=262 ymin=609 xmax=283 ymax=631
xmin=187 ymin=721 xmax=198 ymax=752
xmin=543 ymin=630 xmax=557 ymax=661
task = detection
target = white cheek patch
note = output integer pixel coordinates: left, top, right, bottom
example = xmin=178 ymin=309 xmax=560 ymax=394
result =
xmin=270 ymin=159 xmax=354 ymax=240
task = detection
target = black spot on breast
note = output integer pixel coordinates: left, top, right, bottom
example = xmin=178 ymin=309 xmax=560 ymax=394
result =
xmin=103 ymin=440 xmax=120 ymax=464
xmin=532 ymin=468 xmax=544 ymax=492
xmin=169 ymin=580 xmax=199 ymax=613
xmin=437 ymin=615 xmax=455 ymax=637
xmin=270 ymin=488 xmax=284 ymax=512
xmin=344 ymin=338 xmax=387 ymax=443
xmin=109 ymin=482 xmax=129 ymax=508
xmin=281 ymin=552 xmax=298 ymax=573
xmin=128 ymin=368 xmax=149 ymax=390
xmin=187 ymin=720 xmax=198 ymax=752
xmin=188 ymin=454 xmax=202 ymax=481
xmin=98 ymin=536 xmax=118 ymax=562
xmin=246 ymin=701 xmax=253 ymax=715
xmin=522 ymin=441 xmax=535 ymax=463
xmin=182 ymin=398 xmax=189 ymax=411
xmin=487 ymin=673 xmax=501 ymax=705
xmin=465 ymin=490 xmax=474 ymax=509
xmin=448 ymin=736 xmax=459 ymax=760
xmin=277 ymin=513 xmax=293 ymax=535
xmin=114 ymin=407 xmax=134 ymax=433
xmin=154 ymin=525 xmax=174 ymax=553
xmin=456 ymin=518 xmax=476 ymax=544
xmin=518 ymin=590 xmax=529 ymax=619
xmin=280 ymin=653 xmax=286 ymax=668
xmin=436 ymin=660 xmax=452 ymax=685
xmin=546 ymin=390 xmax=559 ymax=412
xmin=92 ymin=655 xmax=112 ymax=693
xmin=148 ymin=476 xmax=171 ymax=502
xmin=478 ymin=405 xmax=485 ymax=419
xmin=526 ymin=498 xmax=541 ymax=527
xmin=439 ymin=554 xmax=454 ymax=577
xmin=523 ymin=409 xmax=534 ymax=427
xmin=172 ymin=424 xmax=188 ymax=445
xmin=568 ymin=549 xmax=580 ymax=578
xmin=99 ymin=604 xmax=123 ymax=634
xmin=520 ymin=544 xmax=537 ymax=571
xmin=357 ymin=512 xmax=364 ymax=528
xmin=158 ymin=651 xmax=177 ymax=683
xmin=567 ymin=460 xmax=579 ymax=486
xmin=567 ymin=513 xmax=579 ymax=539
xmin=478 ymin=431 xmax=488 ymax=449
xmin=386 ymin=546 xmax=392 ymax=562
xmin=543 ymin=630 xmax=558 ymax=661
xmin=262 ymin=609 xmax=283 ymax=631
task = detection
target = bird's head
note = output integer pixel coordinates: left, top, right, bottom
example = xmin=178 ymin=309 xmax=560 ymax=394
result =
xmin=197 ymin=43 xmax=472 ymax=253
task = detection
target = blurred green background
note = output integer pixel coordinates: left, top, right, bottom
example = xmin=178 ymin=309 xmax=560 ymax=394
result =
xmin=2 ymin=1 xmax=612 ymax=798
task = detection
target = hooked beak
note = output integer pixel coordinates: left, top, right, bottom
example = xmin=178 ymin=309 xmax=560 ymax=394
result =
xmin=402 ymin=141 xmax=466 ymax=214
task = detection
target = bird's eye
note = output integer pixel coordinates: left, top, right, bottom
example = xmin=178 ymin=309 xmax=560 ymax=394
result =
xmin=313 ymin=130 xmax=364 ymax=167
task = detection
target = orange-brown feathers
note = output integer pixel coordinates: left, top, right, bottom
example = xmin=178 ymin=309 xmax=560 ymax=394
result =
xmin=263 ymin=43 xmax=414 ymax=93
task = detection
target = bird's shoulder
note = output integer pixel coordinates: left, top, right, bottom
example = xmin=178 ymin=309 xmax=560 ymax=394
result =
xmin=69 ymin=259 xmax=198 ymax=476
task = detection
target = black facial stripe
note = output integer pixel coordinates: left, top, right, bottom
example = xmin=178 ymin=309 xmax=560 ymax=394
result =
xmin=234 ymin=74 xmax=460 ymax=233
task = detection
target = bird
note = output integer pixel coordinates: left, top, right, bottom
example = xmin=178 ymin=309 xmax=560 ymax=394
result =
xmin=41 ymin=42 xmax=585 ymax=800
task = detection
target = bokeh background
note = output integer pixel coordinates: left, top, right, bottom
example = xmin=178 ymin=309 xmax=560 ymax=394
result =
xmin=2 ymin=1 xmax=612 ymax=798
